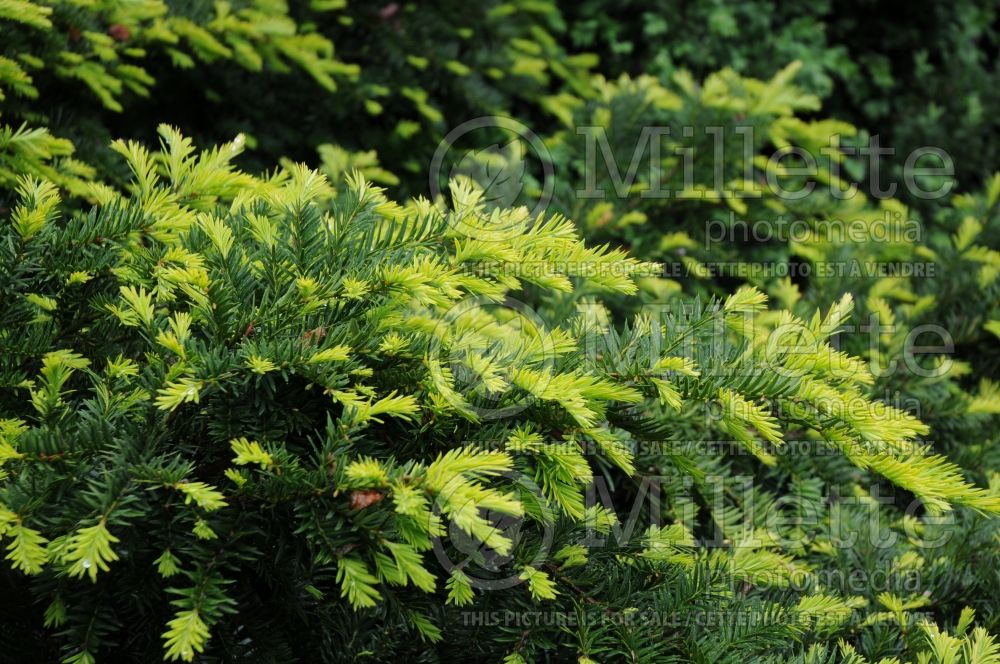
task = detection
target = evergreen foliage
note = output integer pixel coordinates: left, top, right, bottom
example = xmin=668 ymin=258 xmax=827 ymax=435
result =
xmin=0 ymin=127 xmax=996 ymax=662
xmin=1 ymin=1 xmax=999 ymax=662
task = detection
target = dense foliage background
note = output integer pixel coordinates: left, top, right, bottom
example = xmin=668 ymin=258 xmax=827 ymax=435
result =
xmin=1 ymin=1 xmax=999 ymax=663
